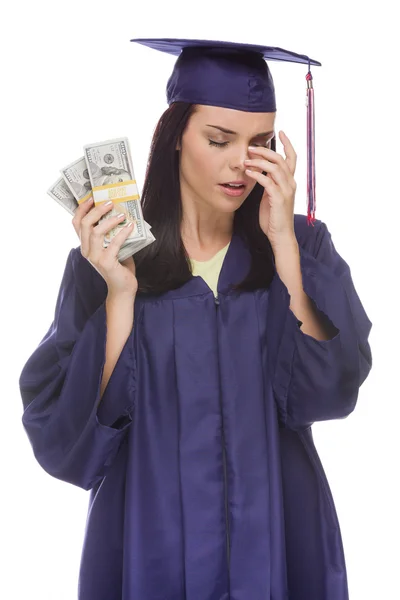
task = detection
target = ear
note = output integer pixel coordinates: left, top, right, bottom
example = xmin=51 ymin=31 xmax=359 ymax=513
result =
xmin=176 ymin=134 xmax=182 ymax=152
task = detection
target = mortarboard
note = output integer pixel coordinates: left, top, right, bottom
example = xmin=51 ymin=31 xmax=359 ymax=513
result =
xmin=130 ymin=38 xmax=321 ymax=225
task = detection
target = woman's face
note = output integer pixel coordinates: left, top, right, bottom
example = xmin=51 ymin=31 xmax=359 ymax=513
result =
xmin=178 ymin=104 xmax=276 ymax=214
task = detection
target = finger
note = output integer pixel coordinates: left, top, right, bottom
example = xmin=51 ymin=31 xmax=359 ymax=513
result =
xmin=77 ymin=195 xmax=94 ymax=215
xmin=80 ymin=201 xmax=114 ymax=256
xmin=94 ymin=210 xmax=128 ymax=237
xmin=248 ymin=146 xmax=292 ymax=179
xmin=71 ymin=196 xmax=94 ymax=236
xmin=279 ymin=131 xmax=297 ymax=176
xmin=245 ymin=158 xmax=290 ymax=189
xmin=245 ymin=168 xmax=281 ymax=195
xmin=81 ymin=201 xmax=115 ymax=228
xmin=107 ymin=220 xmax=136 ymax=260
xmin=92 ymin=211 xmax=131 ymax=258
xmin=88 ymin=212 xmax=129 ymax=263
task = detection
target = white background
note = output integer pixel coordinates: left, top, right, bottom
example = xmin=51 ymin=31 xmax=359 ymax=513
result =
xmin=1 ymin=0 xmax=398 ymax=598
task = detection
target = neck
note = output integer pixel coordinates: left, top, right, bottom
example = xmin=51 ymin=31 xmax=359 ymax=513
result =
xmin=181 ymin=217 xmax=233 ymax=258
xmin=180 ymin=197 xmax=234 ymax=254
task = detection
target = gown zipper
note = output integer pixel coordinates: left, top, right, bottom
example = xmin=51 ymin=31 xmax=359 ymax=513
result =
xmin=215 ymin=294 xmax=231 ymax=571
xmin=221 ymin=425 xmax=231 ymax=566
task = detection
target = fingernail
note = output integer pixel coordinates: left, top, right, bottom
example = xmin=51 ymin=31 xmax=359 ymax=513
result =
xmin=105 ymin=200 xmax=113 ymax=206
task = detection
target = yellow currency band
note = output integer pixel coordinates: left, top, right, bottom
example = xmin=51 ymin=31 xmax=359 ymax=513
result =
xmin=92 ymin=180 xmax=140 ymax=205
xmin=77 ymin=191 xmax=93 ymax=205
xmin=95 ymin=195 xmax=140 ymax=205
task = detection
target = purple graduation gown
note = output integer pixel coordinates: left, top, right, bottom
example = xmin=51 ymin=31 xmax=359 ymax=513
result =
xmin=19 ymin=214 xmax=372 ymax=600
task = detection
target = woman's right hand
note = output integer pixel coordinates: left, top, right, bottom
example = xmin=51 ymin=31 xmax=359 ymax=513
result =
xmin=72 ymin=197 xmax=138 ymax=298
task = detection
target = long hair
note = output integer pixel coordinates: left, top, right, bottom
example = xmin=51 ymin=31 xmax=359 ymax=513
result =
xmin=134 ymin=102 xmax=276 ymax=295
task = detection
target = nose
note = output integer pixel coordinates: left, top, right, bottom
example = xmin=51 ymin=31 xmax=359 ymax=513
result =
xmin=229 ymin=146 xmax=251 ymax=172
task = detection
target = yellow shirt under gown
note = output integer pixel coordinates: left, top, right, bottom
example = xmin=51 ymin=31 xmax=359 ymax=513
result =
xmin=189 ymin=242 xmax=231 ymax=299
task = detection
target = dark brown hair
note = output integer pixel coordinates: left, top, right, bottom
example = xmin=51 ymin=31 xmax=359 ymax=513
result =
xmin=134 ymin=102 xmax=276 ymax=295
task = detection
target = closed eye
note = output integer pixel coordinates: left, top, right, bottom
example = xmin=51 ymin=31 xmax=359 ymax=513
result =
xmin=208 ymin=140 xmax=267 ymax=148
xmin=208 ymin=139 xmax=229 ymax=148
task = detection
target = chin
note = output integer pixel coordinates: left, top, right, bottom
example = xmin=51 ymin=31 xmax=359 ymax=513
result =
xmin=213 ymin=192 xmax=249 ymax=212
xmin=221 ymin=199 xmax=245 ymax=212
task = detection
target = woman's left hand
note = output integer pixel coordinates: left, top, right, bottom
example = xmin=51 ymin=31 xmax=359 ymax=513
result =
xmin=245 ymin=131 xmax=297 ymax=249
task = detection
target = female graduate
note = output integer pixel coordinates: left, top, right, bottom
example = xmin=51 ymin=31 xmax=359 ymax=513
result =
xmin=19 ymin=39 xmax=373 ymax=600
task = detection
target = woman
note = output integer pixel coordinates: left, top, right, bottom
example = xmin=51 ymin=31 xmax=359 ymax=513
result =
xmin=19 ymin=39 xmax=373 ymax=600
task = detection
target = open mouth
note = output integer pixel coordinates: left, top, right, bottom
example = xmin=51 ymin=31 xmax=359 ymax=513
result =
xmin=220 ymin=183 xmax=245 ymax=189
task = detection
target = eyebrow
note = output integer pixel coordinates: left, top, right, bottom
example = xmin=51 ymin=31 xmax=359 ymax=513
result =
xmin=206 ymin=124 xmax=274 ymax=137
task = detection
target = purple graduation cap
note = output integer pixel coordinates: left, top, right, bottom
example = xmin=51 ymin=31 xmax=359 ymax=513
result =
xmin=131 ymin=37 xmax=321 ymax=225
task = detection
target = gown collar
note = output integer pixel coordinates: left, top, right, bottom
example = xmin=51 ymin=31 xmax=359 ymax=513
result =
xmin=160 ymin=232 xmax=253 ymax=301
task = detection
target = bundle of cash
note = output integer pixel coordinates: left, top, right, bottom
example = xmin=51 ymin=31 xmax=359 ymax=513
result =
xmin=47 ymin=137 xmax=155 ymax=262
xmin=47 ymin=177 xmax=78 ymax=216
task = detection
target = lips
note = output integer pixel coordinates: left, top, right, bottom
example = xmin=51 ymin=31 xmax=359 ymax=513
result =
xmin=218 ymin=183 xmax=247 ymax=197
xmin=221 ymin=181 xmax=246 ymax=188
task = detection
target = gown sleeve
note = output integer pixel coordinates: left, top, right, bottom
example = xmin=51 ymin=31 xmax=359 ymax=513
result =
xmin=271 ymin=220 xmax=373 ymax=431
xmin=19 ymin=248 xmax=136 ymax=490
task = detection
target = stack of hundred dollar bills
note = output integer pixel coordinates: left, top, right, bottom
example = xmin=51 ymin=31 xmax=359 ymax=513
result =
xmin=47 ymin=137 xmax=155 ymax=262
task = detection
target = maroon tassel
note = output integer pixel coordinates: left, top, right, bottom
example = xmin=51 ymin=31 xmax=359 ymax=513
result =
xmin=306 ymin=66 xmax=316 ymax=226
